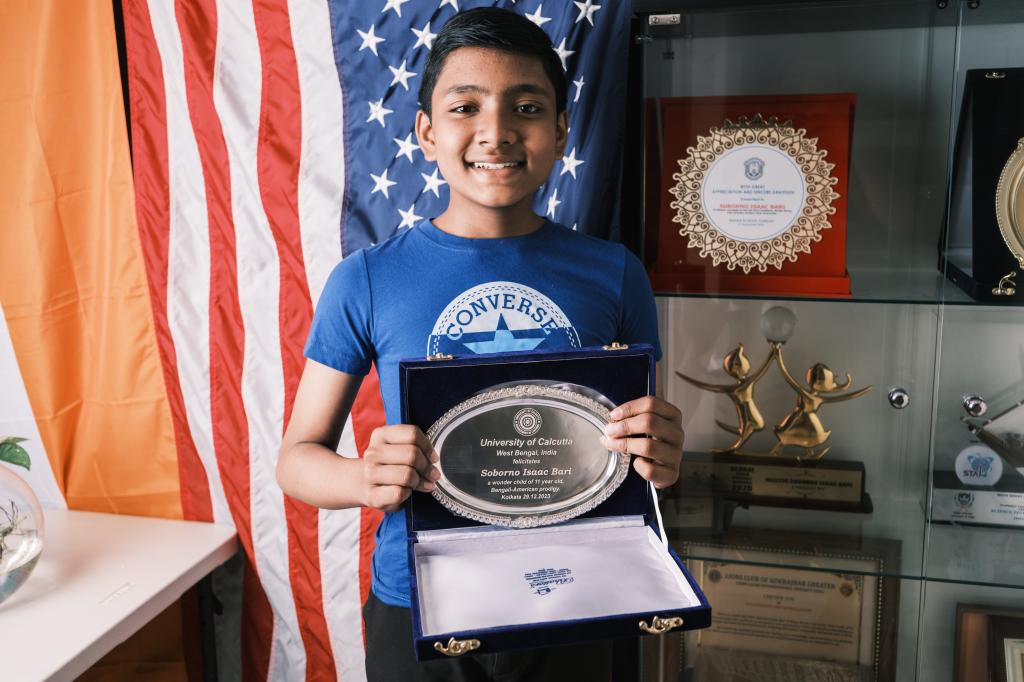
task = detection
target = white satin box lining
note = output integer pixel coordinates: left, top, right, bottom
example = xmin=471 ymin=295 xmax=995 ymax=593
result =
xmin=414 ymin=515 xmax=700 ymax=636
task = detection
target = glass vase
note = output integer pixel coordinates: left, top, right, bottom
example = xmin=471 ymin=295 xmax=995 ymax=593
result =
xmin=0 ymin=464 xmax=44 ymax=605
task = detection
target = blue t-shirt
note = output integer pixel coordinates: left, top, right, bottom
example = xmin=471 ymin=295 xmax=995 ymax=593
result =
xmin=304 ymin=219 xmax=661 ymax=607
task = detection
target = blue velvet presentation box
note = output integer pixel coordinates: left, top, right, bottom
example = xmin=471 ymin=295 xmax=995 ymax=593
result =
xmin=399 ymin=344 xmax=711 ymax=661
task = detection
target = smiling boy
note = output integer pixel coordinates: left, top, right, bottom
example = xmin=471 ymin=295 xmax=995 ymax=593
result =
xmin=277 ymin=8 xmax=684 ymax=681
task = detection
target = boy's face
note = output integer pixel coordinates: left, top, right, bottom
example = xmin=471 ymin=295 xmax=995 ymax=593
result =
xmin=416 ymin=47 xmax=567 ymax=226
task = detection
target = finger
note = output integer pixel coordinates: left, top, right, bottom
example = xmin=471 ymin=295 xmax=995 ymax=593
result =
xmin=603 ymin=413 xmax=684 ymax=448
xmin=400 ymin=426 xmax=440 ymax=467
xmin=367 ymin=463 xmax=437 ymax=491
xmin=378 ymin=424 xmax=436 ymax=457
xmin=367 ymin=484 xmax=413 ymax=512
xmin=601 ymin=435 xmax=682 ymax=467
xmin=610 ymin=396 xmax=681 ymax=424
xmin=370 ymin=443 xmax=433 ymax=474
xmin=632 ymin=457 xmax=679 ymax=489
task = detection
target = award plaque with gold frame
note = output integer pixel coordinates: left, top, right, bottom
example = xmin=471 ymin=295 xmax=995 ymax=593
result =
xmin=644 ymin=93 xmax=855 ymax=297
xmin=996 ymin=136 xmax=1024 ymax=294
xmin=940 ymin=67 xmax=1024 ymax=302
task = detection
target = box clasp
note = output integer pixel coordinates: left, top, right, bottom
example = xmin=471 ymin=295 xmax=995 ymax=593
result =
xmin=433 ymin=637 xmax=481 ymax=656
xmin=638 ymin=615 xmax=684 ymax=634
xmin=602 ymin=342 xmax=630 ymax=351
xmin=426 ymin=353 xmax=454 ymax=361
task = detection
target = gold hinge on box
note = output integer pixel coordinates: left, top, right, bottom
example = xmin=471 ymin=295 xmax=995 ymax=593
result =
xmin=602 ymin=342 xmax=630 ymax=351
xmin=638 ymin=615 xmax=684 ymax=634
xmin=426 ymin=353 xmax=454 ymax=361
xmin=433 ymin=637 xmax=481 ymax=656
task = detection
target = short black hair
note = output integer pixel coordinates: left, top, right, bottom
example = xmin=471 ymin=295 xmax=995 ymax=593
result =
xmin=417 ymin=7 xmax=567 ymax=117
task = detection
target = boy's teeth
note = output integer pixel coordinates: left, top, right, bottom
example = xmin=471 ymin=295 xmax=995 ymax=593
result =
xmin=472 ymin=161 xmax=518 ymax=169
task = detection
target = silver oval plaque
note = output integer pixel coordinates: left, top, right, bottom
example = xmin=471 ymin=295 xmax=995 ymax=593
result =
xmin=427 ymin=383 xmax=629 ymax=528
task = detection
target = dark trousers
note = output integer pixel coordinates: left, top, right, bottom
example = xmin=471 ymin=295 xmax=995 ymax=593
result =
xmin=363 ymin=591 xmax=614 ymax=682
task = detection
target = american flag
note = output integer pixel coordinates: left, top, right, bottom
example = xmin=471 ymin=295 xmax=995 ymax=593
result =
xmin=121 ymin=0 xmax=631 ymax=679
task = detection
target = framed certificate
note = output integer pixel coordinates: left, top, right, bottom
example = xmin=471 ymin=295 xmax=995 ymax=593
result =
xmin=956 ymin=605 xmax=1024 ymax=682
xmin=667 ymin=527 xmax=900 ymax=681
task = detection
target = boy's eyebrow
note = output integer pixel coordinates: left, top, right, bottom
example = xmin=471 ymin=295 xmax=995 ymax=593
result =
xmin=444 ymin=83 xmax=551 ymax=98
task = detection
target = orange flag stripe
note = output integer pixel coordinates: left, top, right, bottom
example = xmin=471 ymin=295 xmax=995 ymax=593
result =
xmin=0 ymin=1 xmax=181 ymax=517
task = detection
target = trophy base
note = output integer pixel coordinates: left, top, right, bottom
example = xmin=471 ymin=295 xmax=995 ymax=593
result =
xmin=930 ymin=469 xmax=1024 ymax=528
xmin=938 ymin=252 xmax=1024 ymax=304
xmin=678 ymin=451 xmax=872 ymax=514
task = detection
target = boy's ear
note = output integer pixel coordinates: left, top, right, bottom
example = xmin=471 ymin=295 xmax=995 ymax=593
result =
xmin=555 ymin=110 xmax=568 ymax=157
xmin=415 ymin=110 xmax=436 ymax=162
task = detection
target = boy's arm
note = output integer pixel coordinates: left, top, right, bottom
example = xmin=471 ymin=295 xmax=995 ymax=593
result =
xmin=600 ymin=363 xmax=684 ymax=489
xmin=277 ymin=359 xmax=439 ymax=511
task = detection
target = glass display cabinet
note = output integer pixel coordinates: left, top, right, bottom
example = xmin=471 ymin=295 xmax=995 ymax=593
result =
xmin=626 ymin=1 xmax=1024 ymax=680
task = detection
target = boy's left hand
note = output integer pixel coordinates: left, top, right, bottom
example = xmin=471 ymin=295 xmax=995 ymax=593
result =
xmin=600 ymin=396 xmax=684 ymax=489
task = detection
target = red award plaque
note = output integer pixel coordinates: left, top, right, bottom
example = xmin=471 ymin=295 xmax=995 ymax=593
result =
xmin=644 ymin=94 xmax=856 ymax=297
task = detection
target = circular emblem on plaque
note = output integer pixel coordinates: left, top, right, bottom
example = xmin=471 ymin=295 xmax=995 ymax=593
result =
xmin=513 ymin=407 xmax=543 ymax=436
xmin=669 ymin=114 xmax=840 ymax=273
xmin=995 ymin=137 xmax=1024 ymax=269
xmin=426 ymin=383 xmax=629 ymax=528
xmin=954 ymin=443 xmax=1003 ymax=487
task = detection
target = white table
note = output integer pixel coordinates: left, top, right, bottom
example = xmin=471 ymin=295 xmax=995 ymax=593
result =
xmin=0 ymin=509 xmax=237 ymax=681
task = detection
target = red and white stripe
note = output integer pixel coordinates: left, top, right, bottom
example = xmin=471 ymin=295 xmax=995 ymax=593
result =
xmin=123 ymin=0 xmax=382 ymax=679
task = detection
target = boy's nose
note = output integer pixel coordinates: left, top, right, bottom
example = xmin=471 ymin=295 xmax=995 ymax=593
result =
xmin=476 ymin=110 xmax=517 ymax=148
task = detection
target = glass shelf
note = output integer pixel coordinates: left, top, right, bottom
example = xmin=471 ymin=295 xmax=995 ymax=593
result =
xmin=925 ymin=521 xmax=1024 ymax=589
xmin=654 ymin=267 xmax=970 ymax=305
xmin=664 ymin=496 xmax=926 ymax=582
xmin=634 ymin=0 xmax=956 ymax=39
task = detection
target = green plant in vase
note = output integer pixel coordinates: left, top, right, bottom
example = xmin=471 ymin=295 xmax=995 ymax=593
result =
xmin=0 ymin=438 xmax=30 ymax=563
xmin=0 ymin=436 xmax=44 ymax=605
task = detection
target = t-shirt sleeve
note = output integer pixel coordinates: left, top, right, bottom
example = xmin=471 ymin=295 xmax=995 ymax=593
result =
xmin=618 ymin=248 xmax=662 ymax=362
xmin=304 ymin=251 xmax=375 ymax=376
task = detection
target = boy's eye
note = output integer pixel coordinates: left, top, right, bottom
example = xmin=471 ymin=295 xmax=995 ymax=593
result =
xmin=450 ymin=104 xmax=478 ymax=114
xmin=515 ymin=103 xmax=541 ymax=114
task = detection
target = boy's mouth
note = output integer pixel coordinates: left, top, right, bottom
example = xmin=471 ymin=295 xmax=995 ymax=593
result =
xmin=466 ymin=160 xmax=524 ymax=170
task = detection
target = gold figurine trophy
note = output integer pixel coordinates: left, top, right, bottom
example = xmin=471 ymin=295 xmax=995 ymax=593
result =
xmin=676 ymin=307 xmax=874 ymax=513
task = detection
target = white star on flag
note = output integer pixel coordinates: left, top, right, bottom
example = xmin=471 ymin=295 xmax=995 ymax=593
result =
xmin=393 ymin=133 xmax=419 ymax=162
xmin=357 ymin=24 xmax=385 ymax=57
xmin=439 ymin=0 xmax=459 ymax=10
xmin=398 ymin=203 xmax=422 ymax=229
xmin=525 ymin=4 xmax=551 ymax=28
xmin=421 ymin=167 xmax=447 ymax=197
xmin=560 ymin=147 xmax=584 ymax=178
xmin=553 ymin=38 xmax=575 ymax=70
xmin=574 ymin=0 xmax=602 ymax=26
xmin=411 ymin=21 xmax=437 ymax=50
xmin=573 ymin=76 xmax=585 ymax=103
xmin=383 ymin=0 xmax=410 ymax=18
xmin=367 ymin=98 xmax=393 ymax=128
xmin=389 ymin=61 xmax=416 ymax=90
xmin=370 ymin=168 xmax=397 ymax=198
xmin=546 ymin=188 xmax=561 ymax=218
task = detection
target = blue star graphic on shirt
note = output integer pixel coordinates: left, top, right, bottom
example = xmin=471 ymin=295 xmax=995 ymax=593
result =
xmin=462 ymin=314 xmax=547 ymax=354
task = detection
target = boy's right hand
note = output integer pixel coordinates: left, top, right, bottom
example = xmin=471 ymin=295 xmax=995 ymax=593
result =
xmin=362 ymin=425 xmax=441 ymax=512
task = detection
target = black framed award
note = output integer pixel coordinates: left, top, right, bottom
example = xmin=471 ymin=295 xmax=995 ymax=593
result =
xmin=940 ymin=67 xmax=1024 ymax=302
